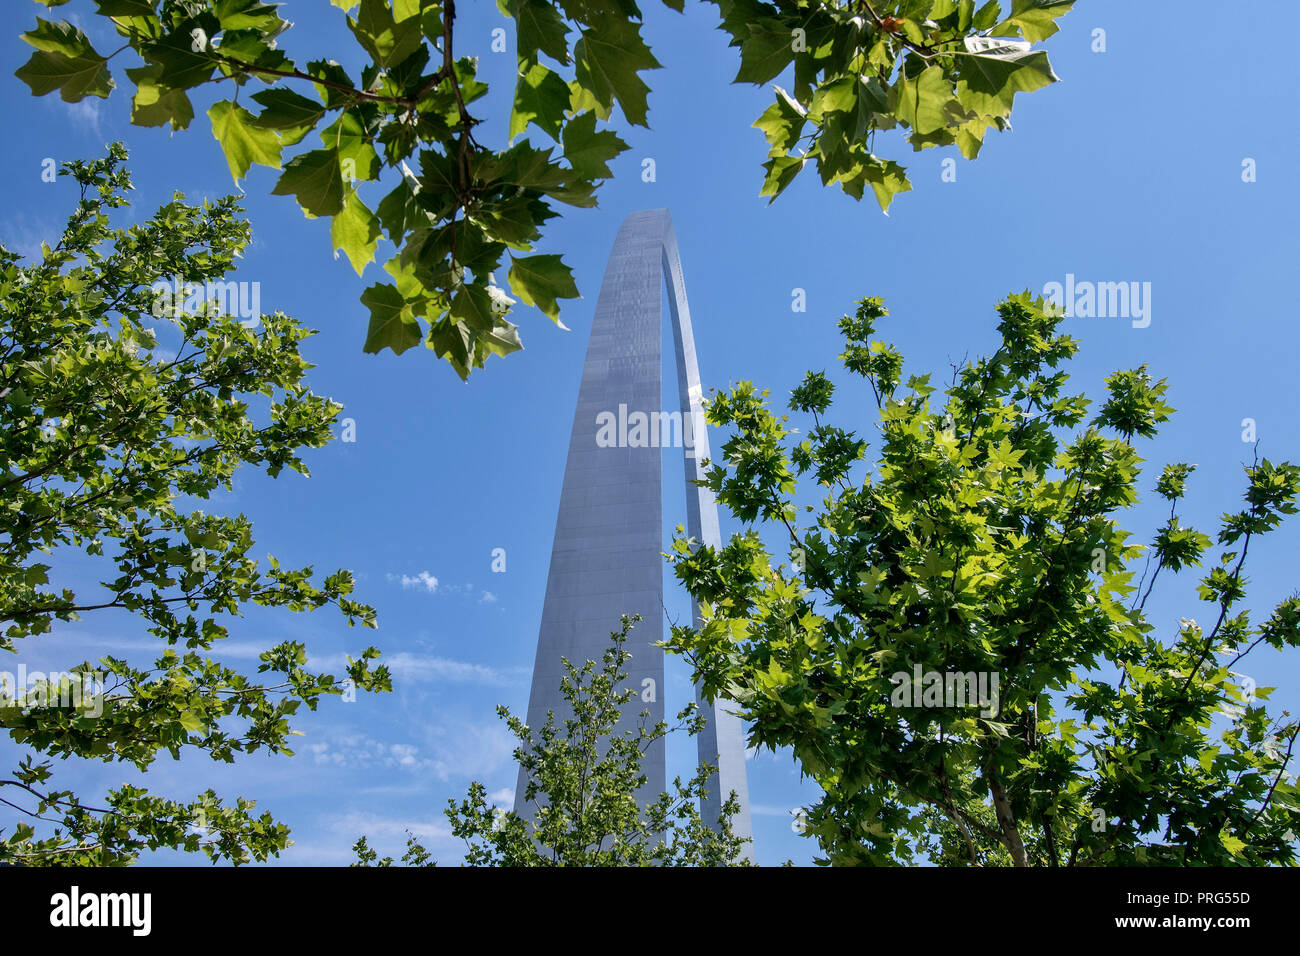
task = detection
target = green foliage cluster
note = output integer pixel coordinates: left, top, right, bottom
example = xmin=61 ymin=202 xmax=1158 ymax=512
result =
xmin=740 ymin=0 xmax=1072 ymax=206
xmin=16 ymin=0 xmax=1071 ymax=376
xmin=358 ymin=616 xmax=751 ymax=865
xmin=668 ymin=293 xmax=1300 ymax=865
xmin=351 ymin=832 xmax=436 ymax=866
xmin=0 ymin=146 xmax=388 ymax=865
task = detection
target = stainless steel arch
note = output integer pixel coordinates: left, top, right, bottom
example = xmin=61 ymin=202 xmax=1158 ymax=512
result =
xmin=515 ymin=208 xmax=753 ymax=858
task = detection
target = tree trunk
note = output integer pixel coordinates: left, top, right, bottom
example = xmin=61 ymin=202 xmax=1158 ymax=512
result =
xmin=987 ymin=770 xmax=1028 ymax=867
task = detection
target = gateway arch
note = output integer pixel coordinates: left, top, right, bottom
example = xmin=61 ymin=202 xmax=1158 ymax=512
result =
xmin=515 ymin=208 xmax=753 ymax=858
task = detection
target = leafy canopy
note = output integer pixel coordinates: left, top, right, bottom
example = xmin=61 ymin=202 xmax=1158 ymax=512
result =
xmin=668 ymin=293 xmax=1300 ymax=866
xmin=16 ymin=0 xmax=1071 ymax=377
xmin=0 ymin=145 xmax=389 ymax=865
xmin=430 ymin=616 xmax=750 ymax=866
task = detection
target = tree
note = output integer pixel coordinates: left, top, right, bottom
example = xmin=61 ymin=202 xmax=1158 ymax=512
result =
xmin=350 ymin=832 xmax=436 ymax=866
xmin=667 ymin=292 xmax=1300 ymax=866
xmin=14 ymin=1 xmax=1073 ymax=377
xmin=359 ymin=616 xmax=750 ymax=865
xmin=0 ymin=145 xmax=390 ymax=865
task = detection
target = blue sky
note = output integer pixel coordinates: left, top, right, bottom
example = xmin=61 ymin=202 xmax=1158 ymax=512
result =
xmin=1 ymin=0 xmax=1297 ymax=866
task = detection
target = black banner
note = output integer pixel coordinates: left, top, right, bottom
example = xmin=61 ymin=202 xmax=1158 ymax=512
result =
xmin=0 ymin=865 xmax=1281 ymax=944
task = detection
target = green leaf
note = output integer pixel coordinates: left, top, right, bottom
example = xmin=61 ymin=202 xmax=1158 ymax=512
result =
xmin=392 ymin=0 xmax=426 ymax=21
xmin=250 ymin=88 xmax=326 ymax=147
xmin=271 ymin=148 xmax=345 ymax=217
xmin=449 ymin=283 xmax=497 ymax=333
xmin=733 ymin=21 xmax=797 ymax=86
xmin=511 ymin=62 xmax=570 ymax=141
xmin=361 ymin=282 xmax=421 ymax=354
xmin=809 ymin=77 xmax=855 ymax=121
xmin=760 ymin=154 xmax=803 ymax=202
xmin=561 ymin=110 xmax=628 ymax=179
xmin=428 ymin=318 xmax=472 ymax=377
xmin=376 ymin=182 xmax=425 ymax=247
xmin=348 ymin=0 xmax=423 ymax=68
xmin=494 ymin=142 xmax=570 ymax=190
xmin=470 ymin=195 xmax=547 ymax=247
xmin=507 ymin=254 xmax=578 ymax=323
xmin=512 ymin=0 xmax=570 ymax=65
xmin=572 ymin=13 xmax=661 ymax=127
xmin=384 ymin=253 xmax=423 ymax=298
xmin=956 ymin=47 xmax=1058 ymax=117
xmin=993 ymin=0 xmax=1074 ymax=43
xmin=954 ymin=118 xmax=989 ymax=159
xmin=971 ymin=0 xmax=1002 ymax=31
xmin=321 ymin=111 xmax=380 ymax=182
xmin=894 ymin=65 xmax=953 ymax=136
xmin=754 ymin=86 xmax=806 ymax=156
xmin=93 ymin=0 xmax=159 ymax=15
xmin=208 ymin=100 xmax=283 ymax=183
xmin=15 ymin=20 xmax=113 ymax=102
xmin=127 ymin=64 xmax=193 ymax=130
xmin=22 ymin=17 xmax=93 ymax=57
xmin=1219 ymin=831 xmax=1246 ymax=857
xmin=138 ymin=29 xmax=217 ymax=91
xmin=331 ymin=189 xmax=382 ymax=276
xmin=863 ymin=157 xmax=911 ymax=212
xmin=214 ymin=0 xmax=283 ymax=32
xmin=305 ymin=59 xmax=358 ymax=110
xmin=480 ymin=318 xmax=524 ymax=360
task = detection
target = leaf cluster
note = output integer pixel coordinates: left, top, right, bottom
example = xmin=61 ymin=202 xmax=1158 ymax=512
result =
xmin=433 ymin=615 xmax=751 ymax=866
xmin=16 ymin=1 xmax=1071 ymax=374
xmin=0 ymin=146 xmax=389 ymax=865
xmin=668 ymin=292 xmax=1300 ymax=866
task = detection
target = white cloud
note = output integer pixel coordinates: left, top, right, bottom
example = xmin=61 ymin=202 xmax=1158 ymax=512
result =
xmin=303 ymin=723 xmax=519 ymax=783
xmin=391 ymin=570 xmax=439 ymax=593
xmin=389 ymin=743 xmax=419 ymax=767
xmin=278 ymin=844 xmax=357 ymax=865
xmin=304 ymin=724 xmax=516 ymax=785
xmin=424 ymin=722 xmax=516 ymax=782
xmin=378 ymin=652 xmax=525 ymax=686
xmin=355 ymin=782 xmax=432 ymax=798
xmin=386 ymin=574 xmax=500 ymax=606
xmin=325 ymin=811 xmax=452 ymax=843
xmin=305 ymin=738 xmax=441 ymax=775
xmin=488 ymin=787 xmax=514 ymax=807
xmin=64 ymin=99 xmax=103 ymax=139
xmin=45 ymin=631 xmax=523 ymax=687
xmin=305 ymin=733 xmax=433 ymax=772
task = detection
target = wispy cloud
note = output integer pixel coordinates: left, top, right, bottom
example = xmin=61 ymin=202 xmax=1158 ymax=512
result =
xmin=306 ymin=733 xmax=433 ymax=772
xmin=390 ymin=570 xmax=439 ymax=593
xmin=278 ymin=844 xmax=357 ymax=865
xmin=377 ymin=652 xmax=525 ymax=686
xmin=305 ymin=722 xmax=517 ymax=783
xmin=355 ymin=782 xmax=434 ymax=798
xmin=423 ymin=722 xmax=516 ymax=782
xmin=324 ymin=810 xmax=452 ymax=843
xmin=387 ymin=573 xmax=501 ymax=607
xmin=63 ymin=99 xmax=103 ymax=139
xmin=48 ymin=634 xmax=524 ymax=686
